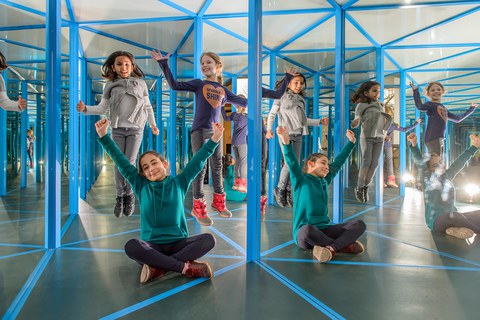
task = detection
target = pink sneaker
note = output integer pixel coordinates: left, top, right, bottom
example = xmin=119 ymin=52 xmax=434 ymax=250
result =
xmin=338 ymin=241 xmax=365 ymax=254
xmin=191 ymin=198 xmax=213 ymax=226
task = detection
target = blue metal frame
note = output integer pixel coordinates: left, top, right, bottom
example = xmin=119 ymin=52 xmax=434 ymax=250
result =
xmin=168 ymin=55 xmax=177 ymax=176
xmin=20 ymin=81 xmax=28 ymax=188
xmin=0 ymin=71 xmax=6 ymax=196
xmin=69 ymin=22 xmax=80 ymax=214
xmin=45 ymin=0 xmax=62 ymax=249
xmin=374 ymin=47 xmax=384 ymax=207
xmin=399 ymin=71 xmax=407 ymax=196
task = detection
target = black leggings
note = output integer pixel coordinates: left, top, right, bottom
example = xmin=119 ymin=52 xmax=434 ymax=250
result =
xmin=124 ymin=233 xmax=216 ymax=273
xmin=296 ymin=220 xmax=366 ymax=252
xmin=433 ymin=211 xmax=480 ymax=234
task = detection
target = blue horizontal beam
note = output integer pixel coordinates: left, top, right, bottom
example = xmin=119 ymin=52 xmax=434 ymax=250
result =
xmin=405 ymin=47 xmax=480 ymax=71
xmin=0 ymin=24 xmax=45 ymax=31
xmin=158 ymin=0 xmax=196 ymax=16
xmin=348 ymin=1 xmax=480 ymax=11
xmin=77 ymin=16 xmax=192 ymax=26
xmin=204 ymin=8 xmax=335 ymax=20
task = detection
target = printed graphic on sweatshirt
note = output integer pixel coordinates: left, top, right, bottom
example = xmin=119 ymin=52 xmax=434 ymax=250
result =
xmin=202 ymin=84 xmax=226 ymax=109
xmin=437 ymin=105 xmax=448 ymax=122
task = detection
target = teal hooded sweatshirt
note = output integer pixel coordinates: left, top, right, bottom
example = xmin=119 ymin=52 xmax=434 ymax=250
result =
xmin=98 ymin=135 xmax=218 ymax=244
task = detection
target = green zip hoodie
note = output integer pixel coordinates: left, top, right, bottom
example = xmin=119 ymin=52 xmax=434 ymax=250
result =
xmin=98 ymin=135 xmax=218 ymax=244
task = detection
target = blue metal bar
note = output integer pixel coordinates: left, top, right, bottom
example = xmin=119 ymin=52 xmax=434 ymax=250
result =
xmin=79 ymin=58 xmax=87 ymax=199
xmin=375 ymin=47 xmax=384 ymax=207
xmin=155 ymin=77 xmax=164 ymax=154
xmin=0 ymin=0 xmax=46 ymax=16
xmin=405 ymin=48 xmax=480 ymax=72
xmin=203 ymin=19 xmax=249 ymax=43
xmin=342 ymin=0 xmax=360 ymax=9
xmin=268 ymin=53 xmax=279 ymax=205
xmin=203 ymin=8 xmax=334 ymax=20
xmin=69 ymin=22 xmax=80 ymax=215
xmin=389 ymin=43 xmax=480 ymax=50
xmin=0 ymin=24 xmax=45 ymax=31
xmin=0 ymin=71 xmax=6 ymax=196
xmin=384 ymin=6 xmax=480 ymax=47
xmin=45 ymin=0 xmax=62 ymax=249
xmin=168 ymin=55 xmax=177 ymax=176
xmin=174 ymin=22 xmax=194 ymax=54
xmin=158 ymin=0 xmax=196 ymax=16
xmin=198 ymin=0 xmax=213 ymax=16
xmin=332 ymin=6 xmax=346 ymax=223
xmin=77 ymin=16 xmax=191 ymax=26
xmin=246 ymin=0 xmax=262 ymax=262
xmin=345 ymin=13 xmax=380 ymax=47
xmin=20 ymin=81 xmax=28 ymax=188
xmin=35 ymin=94 xmax=42 ymax=182
xmin=313 ymin=73 xmax=320 ymax=153
xmin=349 ymin=1 xmax=480 ymax=11
xmin=399 ymin=71 xmax=407 ymax=196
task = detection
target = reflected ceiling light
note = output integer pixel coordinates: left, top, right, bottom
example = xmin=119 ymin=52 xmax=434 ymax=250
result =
xmin=465 ymin=183 xmax=479 ymax=197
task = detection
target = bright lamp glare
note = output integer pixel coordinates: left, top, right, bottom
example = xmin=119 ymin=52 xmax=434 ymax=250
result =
xmin=465 ymin=184 xmax=479 ymax=197
xmin=402 ymin=173 xmax=414 ymax=183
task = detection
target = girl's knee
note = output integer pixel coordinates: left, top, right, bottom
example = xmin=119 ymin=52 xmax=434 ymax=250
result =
xmin=202 ymin=233 xmax=216 ymax=250
xmin=354 ymin=220 xmax=367 ymax=233
xmin=124 ymin=238 xmax=141 ymax=254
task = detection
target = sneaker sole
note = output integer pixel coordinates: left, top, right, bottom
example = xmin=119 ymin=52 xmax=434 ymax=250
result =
xmin=446 ymin=227 xmax=474 ymax=239
xmin=190 ymin=210 xmax=213 ymax=226
xmin=313 ymin=246 xmax=332 ymax=263
xmin=140 ymin=264 xmax=150 ymax=283
xmin=210 ymin=205 xmax=232 ymax=218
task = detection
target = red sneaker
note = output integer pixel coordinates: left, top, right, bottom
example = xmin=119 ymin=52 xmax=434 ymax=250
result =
xmin=211 ymin=192 xmax=232 ymax=218
xmin=260 ymin=195 xmax=268 ymax=221
xmin=184 ymin=261 xmax=213 ymax=278
xmin=191 ymin=198 xmax=213 ymax=226
xmin=338 ymin=241 xmax=365 ymax=254
xmin=140 ymin=264 xmax=166 ymax=283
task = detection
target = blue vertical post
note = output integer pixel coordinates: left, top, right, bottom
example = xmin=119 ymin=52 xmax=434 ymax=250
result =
xmin=399 ymin=71 xmax=407 ymax=196
xmin=332 ymin=6 xmax=346 ymax=223
xmin=343 ymin=86 xmax=350 ymax=188
xmin=0 ymin=71 xmax=6 ymax=195
xmin=36 ymin=94 xmax=42 ymax=182
xmin=182 ymin=108 xmax=188 ymax=169
xmin=168 ymin=56 xmax=177 ymax=176
xmin=155 ymin=78 xmax=164 ymax=154
xmin=246 ymin=0 xmax=262 ymax=261
xmin=20 ymin=81 xmax=28 ymax=188
xmin=313 ymin=73 xmax=320 ymax=153
xmin=45 ymin=0 xmax=62 ymax=249
xmin=69 ymin=22 xmax=79 ymax=214
xmin=268 ymin=52 xmax=279 ymax=204
xmin=12 ymin=113 xmax=18 ymax=173
xmin=86 ymin=81 xmax=93 ymax=191
xmin=375 ymin=47 xmax=384 ymax=207
xmin=444 ymin=123 xmax=450 ymax=167
xmin=79 ymin=58 xmax=87 ymax=199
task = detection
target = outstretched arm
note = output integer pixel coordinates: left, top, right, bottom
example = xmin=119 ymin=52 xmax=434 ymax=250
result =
xmin=261 ymin=67 xmax=297 ymax=99
xmin=395 ymin=118 xmax=422 ymax=133
xmin=447 ymin=103 xmax=478 ymax=123
xmin=325 ymin=130 xmax=356 ymax=183
xmin=0 ymin=76 xmax=26 ymax=112
xmin=277 ymin=126 xmax=304 ymax=187
xmin=446 ymin=134 xmax=480 ymax=179
xmin=151 ymin=49 xmax=200 ymax=92
xmin=407 ymin=132 xmax=423 ymax=165
xmin=265 ymin=102 xmax=280 ymax=139
xmin=410 ymin=82 xmax=430 ymax=111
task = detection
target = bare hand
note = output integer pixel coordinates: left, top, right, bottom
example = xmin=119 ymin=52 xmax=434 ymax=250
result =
xmin=76 ymin=100 xmax=85 ymax=112
xmin=409 ymin=81 xmax=418 ymax=91
xmin=151 ymin=125 xmax=159 ymax=135
xmin=17 ymin=97 xmax=27 ymax=111
xmin=470 ymin=134 xmax=480 ymax=148
xmin=211 ymin=122 xmax=224 ymax=143
xmin=150 ymin=49 xmax=171 ymax=62
xmin=284 ymin=66 xmax=299 ymax=77
xmin=276 ymin=126 xmax=290 ymax=145
xmin=320 ymin=116 xmax=329 ymax=125
xmin=95 ymin=118 xmax=110 ymax=138
xmin=416 ymin=118 xmax=422 ymax=123
xmin=346 ymin=130 xmax=356 ymax=143
xmin=351 ymin=118 xmax=360 ymax=128
xmin=407 ymin=132 xmax=417 ymax=147
xmin=265 ymin=130 xmax=274 ymax=139
xmin=470 ymin=103 xmax=478 ymax=109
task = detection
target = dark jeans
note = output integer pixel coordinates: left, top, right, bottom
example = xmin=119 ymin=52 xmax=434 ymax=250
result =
xmin=433 ymin=211 xmax=480 ymax=234
xmin=296 ymin=220 xmax=366 ymax=252
xmin=278 ymin=134 xmax=302 ymax=190
xmin=124 ymin=233 xmax=216 ymax=273
xmin=426 ymin=138 xmax=445 ymax=159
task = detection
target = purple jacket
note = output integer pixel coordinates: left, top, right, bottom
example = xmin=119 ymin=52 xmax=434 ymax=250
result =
xmin=221 ymin=108 xmax=248 ymax=145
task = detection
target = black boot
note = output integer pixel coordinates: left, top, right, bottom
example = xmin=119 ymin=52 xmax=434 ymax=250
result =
xmin=355 ymin=186 xmax=365 ymax=203
xmin=363 ymin=186 xmax=369 ymax=203
xmin=124 ymin=193 xmax=136 ymax=217
xmin=273 ymin=187 xmax=287 ymax=207
xmin=285 ymin=189 xmax=293 ymax=207
xmin=114 ymin=196 xmax=124 ymax=217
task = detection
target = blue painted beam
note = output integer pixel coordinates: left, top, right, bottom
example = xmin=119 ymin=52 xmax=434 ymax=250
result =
xmin=35 ymin=94 xmax=42 ymax=183
xmin=313 ymin=73 xmax=320 ymax=153
xmin=168 ymin=55 xmax=177 ymax=176
xmin=155 ymin=77 xmax=164 ymax=154
xmin=20 ymin=81 xmax=28 ymax=188
xmin=0 ymin=70 xmax=6 ymax=196
xmin=246 ymin=0 xmax=262 ymax=262
xmin=77 ymin=16 xmax=191 ymax=26
xmin=348 ymin=1 xmax=480 ymax=11
xmin=69 ymin=22 xmax=80 ymax=215
xmin=158 ymin=0 xmax=196 ymax=16
xmin=375 ymin=49 xmax=384 ymax=207
xmin=0 ymin=24 xmax=45 ymax=31
xmin=45 ymin=0 xmax=62 ymax=249
xmin=268 ymin=52 xmax=279 ymax=205
xmin=399 ymin=71 xmax=407 ymax=196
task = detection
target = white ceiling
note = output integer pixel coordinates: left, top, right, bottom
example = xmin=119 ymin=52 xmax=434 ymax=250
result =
xmin=1 ymin=0 xmax=479 ymax=121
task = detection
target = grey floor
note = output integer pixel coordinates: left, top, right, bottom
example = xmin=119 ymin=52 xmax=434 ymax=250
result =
xmin=1 ymin=166 xmax=480 ymax=320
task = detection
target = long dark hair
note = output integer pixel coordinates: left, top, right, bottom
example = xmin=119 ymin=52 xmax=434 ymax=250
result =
xmin=352 ymin=80 xmax=380 ymax=103
xmin=138 ymin=151 xmax=166 ymax=176
xmin=222 ymin=154 xmax=234 ymax=177
xmin=101 ymin=51 xmax=145 ymax=81
xmin=275 ymin=73 xmax=307 ymax=97
xmin=0 ymin=51 xmax=9 ymax=71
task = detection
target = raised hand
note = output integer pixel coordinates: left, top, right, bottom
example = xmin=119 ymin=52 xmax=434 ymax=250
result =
xmin=76 ymin=100 xmax=86 ymax=112
xmin=346 ymin=130 xmax=356 ymax=143
xmin=470 ymin=103 xmax=478 ymax=110
xmin=17 ymin=96 xmax=27 ymax=111
xmin=95 ymin=118 xmax=110 ymax=138
xmin=150 ymin=49 xmax=171 ymax=62
xmin=284 ymin=66 xmax=299 ymax=77
xmin=320 ymin=116 xmax=329 ymax=125
xmin=276 ymin=126 xmax=290 ymax=145
xmin=470 ymin=133 xmax=480 ymax=148
xmin=151 ymin=125 xmax=159 ymax=136
xmin=211 ymin=122 xmax=224 ymax=143
xmin=409 ymin=81 xmax=418 ymax=91
xmin=416 ymin=117 xmax=422 ymax=123
xmin=407 ymin=132 xmax=417 ymax=147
